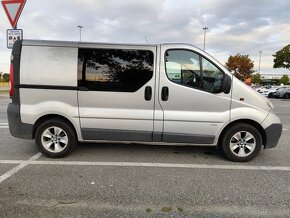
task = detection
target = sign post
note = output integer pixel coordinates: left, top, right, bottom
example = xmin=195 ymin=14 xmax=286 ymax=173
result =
xmin=2 ymin=0 xmax=26 ymax=49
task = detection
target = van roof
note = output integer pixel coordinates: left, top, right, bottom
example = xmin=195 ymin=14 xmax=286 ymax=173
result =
xmin=22 ymin=39 xmax=195 ymax=48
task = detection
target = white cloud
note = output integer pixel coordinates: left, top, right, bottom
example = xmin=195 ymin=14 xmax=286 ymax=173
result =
xmin=0 ymin=0 xmax=289 ymax=75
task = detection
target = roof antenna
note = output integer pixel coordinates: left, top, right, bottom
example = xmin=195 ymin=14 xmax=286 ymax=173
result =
xmin=144 ymin=36 xmax=150 ymax=44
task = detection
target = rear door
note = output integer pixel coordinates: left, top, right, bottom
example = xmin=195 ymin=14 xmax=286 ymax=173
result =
xmin=158 ymin=45 xmax=231 ymax=144
xmin=77 ymin=44 xmax=157 ymax=141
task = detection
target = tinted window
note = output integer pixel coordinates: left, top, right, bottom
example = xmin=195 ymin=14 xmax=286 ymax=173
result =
xmin=78 ymin=48 xmax=154 ymax=92
xmin=165 ymin=50 xmax=224 ymax=93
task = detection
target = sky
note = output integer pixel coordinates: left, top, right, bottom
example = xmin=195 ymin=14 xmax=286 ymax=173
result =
xmin=0 ymin=0 xmax=290 ymax=75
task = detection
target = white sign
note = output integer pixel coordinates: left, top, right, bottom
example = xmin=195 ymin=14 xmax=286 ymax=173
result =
xmin=7 ymin=29 xmax=23 ymax=49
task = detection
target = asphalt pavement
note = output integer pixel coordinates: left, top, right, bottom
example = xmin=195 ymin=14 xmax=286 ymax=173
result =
xmin=0 ymin=92 xmax=289 ymax=217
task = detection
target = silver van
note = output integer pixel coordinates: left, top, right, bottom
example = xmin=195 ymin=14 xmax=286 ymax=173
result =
xmin=7 ymin=40 xmax=282 ymax=162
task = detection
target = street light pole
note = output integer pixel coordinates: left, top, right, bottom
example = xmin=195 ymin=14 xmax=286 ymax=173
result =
xmin=202 ymin=27 xmax=208 ymax=51
xmin=77 ymin=25 xmax=83 ymax=41
xmin=258 ymin=51 xmax=262 ymax=74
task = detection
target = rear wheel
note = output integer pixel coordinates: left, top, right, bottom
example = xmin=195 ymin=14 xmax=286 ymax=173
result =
xmin=221 ymin=123 xmax=262 ymax=162
xmin=35 ymin=119 xmax=77 ymax=158
xmin=284 ymin=93 xmax=290 ymax=99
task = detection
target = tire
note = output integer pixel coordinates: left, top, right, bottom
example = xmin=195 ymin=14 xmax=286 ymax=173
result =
xmin=284 ymin=93 xmax=290 ymax=99
xmin=220 ymin=123 xmax=262 ymax=162
xmin=35 ymin=119 xmax=77 ymax=158
xmin=268 ymin=93 xmax=273 ymax=98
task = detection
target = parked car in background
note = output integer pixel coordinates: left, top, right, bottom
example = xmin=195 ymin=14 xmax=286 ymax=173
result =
xmin=275 ymin=87 xmax=290 ymax=99
xmin=260 ymin=86 xmax=288 ymax=98
xmin=250 ymin=85 xmax=261 ymax=91
xmin=256 ymin=86 xmax=272 ymax=93
xmin=260 ymin=87 xmax=279 ymax=98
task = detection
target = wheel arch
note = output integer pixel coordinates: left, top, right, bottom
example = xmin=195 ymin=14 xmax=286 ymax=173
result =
xmin=218 ymin=119 xmax=266 ymax=148
xmin=32 ymin=114 xmax=79 ymax=140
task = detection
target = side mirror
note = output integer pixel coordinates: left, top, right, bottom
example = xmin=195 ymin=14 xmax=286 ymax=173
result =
xmin=221 ymin=74 xmax=231 ymax=94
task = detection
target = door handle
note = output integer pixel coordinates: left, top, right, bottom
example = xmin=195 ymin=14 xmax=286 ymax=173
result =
xmin=144 ymin=86 xmax=152 ymax=101
xmin=161 ymin=87 xmax=169 ymax=101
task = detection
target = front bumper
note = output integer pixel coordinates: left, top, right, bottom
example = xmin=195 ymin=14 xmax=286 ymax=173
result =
xmin=264 ymin=123 xmax=283 ymax=149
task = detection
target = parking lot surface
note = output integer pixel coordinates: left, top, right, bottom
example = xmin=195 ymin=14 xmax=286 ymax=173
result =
xmin=0 ymin=93 xmax=289 ymax=217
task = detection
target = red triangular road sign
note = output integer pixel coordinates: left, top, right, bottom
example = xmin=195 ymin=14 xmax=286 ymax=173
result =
xmin=2 ymin=0 xmax=26 ymax=28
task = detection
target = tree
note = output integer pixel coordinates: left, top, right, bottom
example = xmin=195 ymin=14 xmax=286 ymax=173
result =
xmin=0 ymin=72 xmax=3 ymax=82
xmin=280 ymin=74 xmax=289 ymax=85
xmin=273 ymin=44 xmax=290 ymax=70
xmin=2 ymin=73 xmax=10 ymax=82
xmin=225 ymin=54 xmax=254 ymax=81
xmin=252 ymin=73 xmax=262 ymax=85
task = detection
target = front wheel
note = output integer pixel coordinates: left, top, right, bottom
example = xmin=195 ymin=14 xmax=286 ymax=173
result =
xmin=221 ymin=123 xmax=262 ymax=162
xmin=35 ymin=119 xmax=77 ymax=158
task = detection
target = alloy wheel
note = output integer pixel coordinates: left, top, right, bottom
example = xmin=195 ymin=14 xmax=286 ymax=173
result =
xmin=41 ymin=126 xmax=69 ymax=153
xmin=229 ymin=131 xmax=256 ymax=157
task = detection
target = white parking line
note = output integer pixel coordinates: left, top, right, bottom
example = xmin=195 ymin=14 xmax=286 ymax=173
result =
xmin=0 ymin=123 xmax=8 ymax=128
xmin=0 ymin=153 xmax=42 ymax=184
xmin=0 ymin=159 xmax=289 ymax=172
xmin=283 ymin=128 xmax=288 ymax=131
xmin=31 ymin=161 xmax=290 ymax=171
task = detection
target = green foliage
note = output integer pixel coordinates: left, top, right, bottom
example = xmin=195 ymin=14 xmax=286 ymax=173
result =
xmin=145 ymin=208 xmax=152 ymax=213
xmin=260 ymin=79 xmax=280 ymax=86
xmin=225 ymin=54 xmax=255 ymax=81
xmin=280 ymin=74 xmax=289 ymax=85
xmin=2 ymin=73 xmax=9 ymax=82
xmin=252 ymin=73 xmax=262 ymax=85
xmin=177 ymin=207 xmax=184 ymax=212
xmin=273 ymin=44 xmax=290 ymax=70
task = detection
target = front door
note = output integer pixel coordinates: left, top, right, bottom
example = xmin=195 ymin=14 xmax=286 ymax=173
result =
xmin=78 ymin=45 xmax=157 ymax=142
xmin=158 ymin=45 xmax=231 ymax=144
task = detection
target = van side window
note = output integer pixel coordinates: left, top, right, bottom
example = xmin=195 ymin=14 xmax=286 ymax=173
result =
xmin=165 ymin=50 xmax=224 ymax=93
xmin=78 ymin=48 xmax=154 ymax=92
